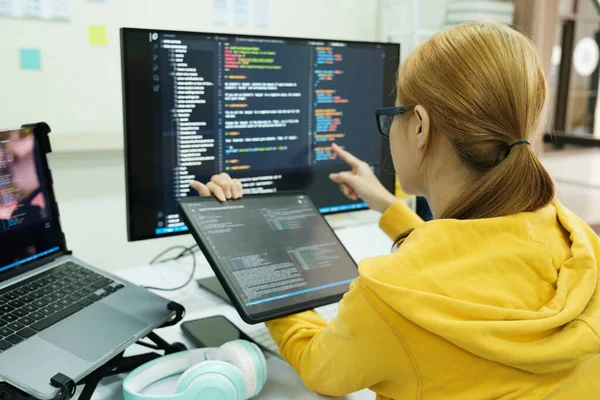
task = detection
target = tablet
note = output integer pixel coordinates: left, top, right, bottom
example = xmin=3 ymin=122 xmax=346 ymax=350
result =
xmin=179 ymin=192 xmax=358 ymax=324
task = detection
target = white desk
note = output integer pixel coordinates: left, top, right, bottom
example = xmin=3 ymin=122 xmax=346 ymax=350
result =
xmin=83 ymin=223 xmax=392 ymax=399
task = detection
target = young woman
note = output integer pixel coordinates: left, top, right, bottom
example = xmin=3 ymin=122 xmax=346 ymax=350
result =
xmin=191 ymin=22 xmax=600 ymax=399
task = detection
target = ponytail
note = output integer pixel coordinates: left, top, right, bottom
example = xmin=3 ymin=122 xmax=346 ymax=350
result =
xmin=393 ymin=22 xmax=555 ymax=248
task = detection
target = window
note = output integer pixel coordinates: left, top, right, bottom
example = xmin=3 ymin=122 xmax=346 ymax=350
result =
xmin=554 ymin=0 xmax=600 ymax=137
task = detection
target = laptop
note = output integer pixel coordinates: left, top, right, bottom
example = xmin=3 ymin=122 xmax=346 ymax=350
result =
xmin=0 ymin=124 xmax=174 ymax=399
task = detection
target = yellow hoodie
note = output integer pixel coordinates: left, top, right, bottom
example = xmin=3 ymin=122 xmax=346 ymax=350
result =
xmin=265 ymin=200 xmax=600 ymax=399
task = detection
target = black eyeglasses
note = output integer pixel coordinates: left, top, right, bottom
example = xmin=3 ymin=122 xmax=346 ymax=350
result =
xmin=375 ymin=106 xmax=414 ymax=137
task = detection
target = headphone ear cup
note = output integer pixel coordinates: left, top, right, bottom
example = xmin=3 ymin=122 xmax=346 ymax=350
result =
xmin=175 ymin=360 xmax=246 ymax=400
xmin=215 ymin=340 xmax=268 ymax=399
xmin=236 ymin=340 xmax=268 ymax=393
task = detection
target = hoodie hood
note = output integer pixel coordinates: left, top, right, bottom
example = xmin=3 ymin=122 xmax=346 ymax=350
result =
xmin=361 ymin=200 xmax=600 ymax=374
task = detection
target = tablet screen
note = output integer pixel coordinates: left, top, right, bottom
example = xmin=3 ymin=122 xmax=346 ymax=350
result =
xmin=180 ymin=193 xmax=358 ymax=322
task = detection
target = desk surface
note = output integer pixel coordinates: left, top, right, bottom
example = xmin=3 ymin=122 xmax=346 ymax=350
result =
xmin=84 ymin=222 xmax=391 ymax=399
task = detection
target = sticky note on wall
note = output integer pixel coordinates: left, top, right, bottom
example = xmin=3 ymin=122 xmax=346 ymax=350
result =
xmin=20 ymin=49 xmax=42 ymax=70
xmin=88 ymin=25 xmax=108 ymax=46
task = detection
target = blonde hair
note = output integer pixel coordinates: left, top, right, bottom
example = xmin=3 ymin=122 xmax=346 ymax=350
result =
xmin=394 ymin=22 xmax=554 ymax=246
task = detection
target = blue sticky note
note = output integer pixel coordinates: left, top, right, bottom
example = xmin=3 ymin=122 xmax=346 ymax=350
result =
xmin=20 ymin=49 xmax=42 ymax=70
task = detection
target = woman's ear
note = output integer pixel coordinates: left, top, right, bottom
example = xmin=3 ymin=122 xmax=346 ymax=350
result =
xmin=414 ymin=105 xmax=430 ymax=150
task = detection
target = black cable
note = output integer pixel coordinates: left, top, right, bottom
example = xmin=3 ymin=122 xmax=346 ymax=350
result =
xmin=149 ymin=245 xmax=190 ymax=265
xmin=175 ymin=244 xmax=199 ymax=259
xmin=144 ymin=245 xmax=197 ymax=291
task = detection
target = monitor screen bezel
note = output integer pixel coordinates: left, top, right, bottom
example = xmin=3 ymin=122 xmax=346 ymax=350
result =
xmin=121 ymin=27 xmax=400 ymax=241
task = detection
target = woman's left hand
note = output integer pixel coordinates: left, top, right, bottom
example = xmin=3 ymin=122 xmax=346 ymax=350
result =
xmin=189 ymin=173 xmax=243 ymax=202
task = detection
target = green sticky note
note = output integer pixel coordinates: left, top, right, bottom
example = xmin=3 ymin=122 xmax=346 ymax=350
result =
xmin=20 ymin=49 xmax=42 ymax=70
xmin=88 ymin=25 xmax=108 ymax=46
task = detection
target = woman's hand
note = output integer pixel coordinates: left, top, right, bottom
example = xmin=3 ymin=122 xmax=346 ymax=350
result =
xmin=189 ymin=173 xmax=243 ymax=202
xmin=329 ymin=143 xmax=398 ymax=213
xmin=190 ymin=147 xmax=397 ymax=213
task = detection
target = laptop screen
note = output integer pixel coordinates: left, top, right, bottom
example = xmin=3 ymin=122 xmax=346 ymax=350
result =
xmin=0 ymin=128 xmax=62 ymax=275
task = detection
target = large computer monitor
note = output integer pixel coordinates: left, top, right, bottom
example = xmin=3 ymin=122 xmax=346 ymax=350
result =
xmin=121 ymin=28 xmax=399 ymax=241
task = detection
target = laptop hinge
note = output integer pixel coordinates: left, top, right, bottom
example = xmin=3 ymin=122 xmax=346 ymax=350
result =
xmin=32 ymin=248 xmax=72 ymax=268
xmin=0 ymin=249 xmax=72 ymax=286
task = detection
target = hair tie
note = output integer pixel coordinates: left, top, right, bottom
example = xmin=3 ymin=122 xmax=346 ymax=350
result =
xmin=508 ymin=140 xmax=530 ymax=150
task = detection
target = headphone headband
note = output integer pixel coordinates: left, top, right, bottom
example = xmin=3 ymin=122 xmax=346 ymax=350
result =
xmin=123 ymin=349 xmax=212 ymax=399
xmin=123 ymin=341 xmax=267 ymax=400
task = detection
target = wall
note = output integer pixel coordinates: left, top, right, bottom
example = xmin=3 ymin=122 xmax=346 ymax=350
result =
xmin=0 ymin=0 xmax=380 ymax=152
xmin=380 ymin=0 xmax=450 ymax=63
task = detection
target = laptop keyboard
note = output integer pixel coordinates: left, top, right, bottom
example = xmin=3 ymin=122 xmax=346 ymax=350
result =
xmin=0 ymin=261 xmax=124 ymax=353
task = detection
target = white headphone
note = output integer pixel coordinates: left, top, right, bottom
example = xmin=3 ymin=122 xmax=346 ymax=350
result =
xmin=123 ymin=340 xmax=268 ymax=400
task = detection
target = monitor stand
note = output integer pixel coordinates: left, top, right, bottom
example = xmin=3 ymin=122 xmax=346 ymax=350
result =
xmin=196 ymin=276 xmax=231 ymax=304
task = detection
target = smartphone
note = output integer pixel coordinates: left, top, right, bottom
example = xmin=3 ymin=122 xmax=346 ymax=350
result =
xmin=181 ymin=315 xmax=252 ymax=348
